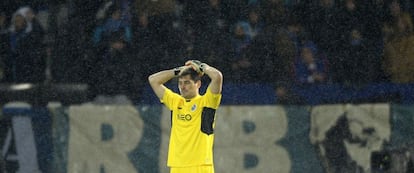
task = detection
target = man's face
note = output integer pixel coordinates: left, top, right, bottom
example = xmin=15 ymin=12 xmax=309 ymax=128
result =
xmin=14 ymin=15 xmax=26 ymax=31
xmin=301 ymin=47 xmax=314 ymax=64
xmin=178 ymin=75 xmax=200 ymax=99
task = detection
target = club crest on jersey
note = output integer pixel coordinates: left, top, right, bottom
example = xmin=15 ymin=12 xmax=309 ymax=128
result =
xmin=191 ymin=104 xmax=197 ymax=111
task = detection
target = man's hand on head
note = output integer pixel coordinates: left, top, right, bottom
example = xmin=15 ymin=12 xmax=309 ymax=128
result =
xmin=185 ymin=60 xmax=205 ymax=76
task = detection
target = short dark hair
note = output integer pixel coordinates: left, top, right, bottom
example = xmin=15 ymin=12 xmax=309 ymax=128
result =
xmin=179 ymin=68 xmax=201 ymax=82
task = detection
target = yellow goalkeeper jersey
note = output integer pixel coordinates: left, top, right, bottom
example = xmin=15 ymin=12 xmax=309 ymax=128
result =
xmin=161 ymin=87 xmax=222 ymax=167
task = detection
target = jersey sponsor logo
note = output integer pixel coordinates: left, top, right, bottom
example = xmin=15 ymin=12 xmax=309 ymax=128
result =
xmin=177 ymin=114 xmax=192 ymax=121
xmin=191 ymin=104 xmax=197 ymax=111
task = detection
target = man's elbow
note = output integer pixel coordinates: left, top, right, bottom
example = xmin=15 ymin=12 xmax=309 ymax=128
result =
xmin=212 ymin=71 xmax=223 ymax=82
xmin=148 ymin=74 xmax=157 ymax=86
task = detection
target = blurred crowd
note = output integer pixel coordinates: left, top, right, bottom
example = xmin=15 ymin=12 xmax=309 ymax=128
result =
xmin=0 ymin=0 xmax=413 ymax=103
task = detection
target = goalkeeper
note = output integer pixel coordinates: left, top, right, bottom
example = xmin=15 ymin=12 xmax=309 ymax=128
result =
xmin=148 ymin=60 xmax=223 ymax=173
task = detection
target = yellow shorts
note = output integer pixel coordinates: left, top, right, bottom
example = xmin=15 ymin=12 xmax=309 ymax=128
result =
xmin=170 ymin=165 xmax=214 ymax=173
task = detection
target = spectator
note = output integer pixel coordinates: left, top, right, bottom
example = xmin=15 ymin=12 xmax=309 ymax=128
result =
xmin=15 ymin=6 xmax=45 ymax=38
xmin=383 ymin=12 xmax=414 ymax=83
xmin=96 ymin=0 xmax=133 ymax=32
xmin=261 ymin=0 xmax=287 ymax=30
xmin=330 ymin=0 xmax=367 ymax=84
xmin=293 ymin=42 xmax=329 ymax=85
xmin=246 ymin=14 xmax=299 ymax=100
xmin=117 ymin=0 xmax=133 ymax=25
xmin=93 ymin=4 xmax=132 ymax=48
xmin=344 ymin=26 xmax=382 ymax=85
xmin=245 ymin=11 xmax=306 ymax=86
xmin=242 ymin=6 xmax=265 ymax=40
xmin=3 ymin=7 xmax=46 ymax=83
xmin=96 ymin=1 xmax=115 ymax=22
xmin=51 ymin=3 xmax=92 ymax=84
xmin=285 ymin=15 xmax=310 ymax=54
xmin=382 ymin=0 xmax=411 ymax=43
xmin=184 ymin=0 xmax=231 ymax=68
xmin=130 ymin=11 xmax=184 ymax=101
xmin=270 ymin=23 xmax=297 ymax=102
xmin=91 ymin=31 xmax=137 ymax=100
xmin=131 ymin=12 xmax=155 ymax=80
xmin=305 ymin=0 xmax=338 ymax=56
xmin=228 ymin=21 xmax=254 ymax=83
xmin=134 ymin=0 xmax=178 ymax=71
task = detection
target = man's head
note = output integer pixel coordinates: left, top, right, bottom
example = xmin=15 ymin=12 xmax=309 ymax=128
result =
xmin=13 ymin=14 xmax=27 ymax=32
xmin=178 ymin=68 xmax=202 ymax=99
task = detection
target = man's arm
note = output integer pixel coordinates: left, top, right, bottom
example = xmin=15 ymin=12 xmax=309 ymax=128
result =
xmin=148 ymin=66 xmax=191 ymax=99
xmin=202 ymin=63 xmax=223 ymax=94
xmin=148 ymin=66 xmax=186 ymax=99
